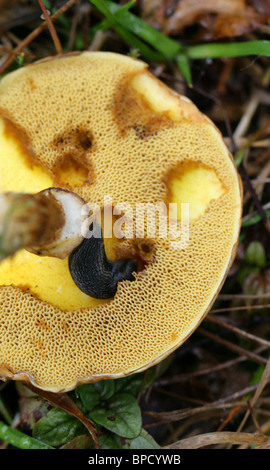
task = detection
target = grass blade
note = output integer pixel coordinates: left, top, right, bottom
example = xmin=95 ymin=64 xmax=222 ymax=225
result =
xmin=90 ymin=0 xmax=163 ymax=61
xmin=188 ymin=40 xmax=270 ymax=59
xmin=175 ymin=54 xmax=192 ymax=87
xmin=100 ymin=0 xmax=183 ymax=58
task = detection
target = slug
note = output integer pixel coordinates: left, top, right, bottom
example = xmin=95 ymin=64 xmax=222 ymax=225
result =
xmin=68 ymin=224 xmax=138 ymax=299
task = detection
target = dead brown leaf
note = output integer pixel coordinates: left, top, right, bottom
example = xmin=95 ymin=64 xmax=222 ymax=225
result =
xmin=164 ymin=0 xmax=246 ymax=33
xmin=164 ymin=431 xmax=270 ymax=449
xmin=208 ymin=9 xmax=267 ymax=39
xmin=141 ymin=0 xmax=268 ymax=39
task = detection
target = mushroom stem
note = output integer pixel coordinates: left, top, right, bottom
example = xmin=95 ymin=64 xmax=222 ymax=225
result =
xmin=0 ymin=190 xmax=64 ymax=262
xmin=0 ymin=188 xmax=86 ymax=262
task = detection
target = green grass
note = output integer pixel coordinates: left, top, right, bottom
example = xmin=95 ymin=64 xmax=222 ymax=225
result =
xmin=90 ymin=0 xmax=270 ymax=87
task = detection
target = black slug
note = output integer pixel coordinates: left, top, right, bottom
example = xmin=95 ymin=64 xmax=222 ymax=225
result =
xmin=68 ymin=224 xmax=138 ymax=299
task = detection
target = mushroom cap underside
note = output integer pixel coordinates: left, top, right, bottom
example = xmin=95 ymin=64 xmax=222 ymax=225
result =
xmin=0 ymin=52 xmax=242 ymax=392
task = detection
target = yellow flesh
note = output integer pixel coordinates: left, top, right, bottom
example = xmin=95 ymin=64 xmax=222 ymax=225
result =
xmin=130 ymin=72 xmax=205 ymax=123
xmin=169 ymin=165 xmax=226 ymax=221
xmin=0 ymin=117 xmax=53 ymax=193
xmin=131 ymin=73 xmax=183 ymax=122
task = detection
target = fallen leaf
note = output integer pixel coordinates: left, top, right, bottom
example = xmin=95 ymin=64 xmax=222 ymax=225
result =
xmin=164 ymin=0 xmax=246 ymax=34
xmin=164 ymin=431 xmax=270 ymax=449
xmin=141 ymin=0 xmax=268 ymax=39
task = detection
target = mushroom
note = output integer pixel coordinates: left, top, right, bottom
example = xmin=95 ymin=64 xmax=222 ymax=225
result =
xmin=0 ymin=52 xmax=242 ymax=392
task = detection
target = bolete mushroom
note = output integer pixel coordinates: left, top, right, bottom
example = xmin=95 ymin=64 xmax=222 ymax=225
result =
xmin=0 ymin=52 xmax=242 ymax=392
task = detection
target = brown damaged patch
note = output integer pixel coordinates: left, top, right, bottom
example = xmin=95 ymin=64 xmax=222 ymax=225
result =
xmin=131 ymin=71 xmax=207 ymax=124
xmin=100 ymin=204 xmax=155 ymax=272
xmin=26 ymin=76 xmax=38 ymax=93
xmin=35 ymin=318 xmax=51 ymax=331
xmin=61 ymin=319 xmax=71 ymax=332
xmin=52 ymin=126 xmax=94 ymax=155
xmin=115 ymin=238 xmax=156 ymax=273
xmin=52 ymin=127 xmax=95 ymax=188
xmin=30 ymin=338 xmax=45 ymax=353
xmin=1 ymin=114 xmax=35 ymax=167
xmin=53 ymin=153 xmax=94 ymax=189
xmin=1 ymin=113 xmax=53 ymax=179
xmin=111 ymin=73 xmax=174 ymax=138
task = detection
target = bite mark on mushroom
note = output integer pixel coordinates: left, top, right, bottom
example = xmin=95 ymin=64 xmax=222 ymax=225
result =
xmin=166 ymin=161 xmax=226 ymax=221
xmin=130 ymin=72 xmax=207 ymax=123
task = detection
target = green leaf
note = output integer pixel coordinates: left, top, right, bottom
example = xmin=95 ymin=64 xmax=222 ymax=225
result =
xmin=89 ymin=393 xmax=142 ymax=438
xmin=60 ymin=434 xmax=94 ymax=449
xmin=33 ymin=408 xmax=85 ymax=447
xmin=114 ymin=375 xmax=144 ymax=397
xmin=77 ymin=380 xmax=115 ymax=412
xmin=0 ymin=420 xmax=53 ymax=449
xmin=241 ymin=210 xmax=270 ymax=228
xmin=245 ymin=241 xmax=266 ymax=268
xmin=99 ymin=428 xmax=160 ymax=449
xmin=114 ymin=357 xmax=174 ymax=397
xmin=237 ymin=265 xmax=260 ymax=286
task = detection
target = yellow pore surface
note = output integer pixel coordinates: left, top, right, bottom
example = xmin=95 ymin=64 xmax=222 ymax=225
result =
xmin=0 ymin=52 xmax=242 ymax=391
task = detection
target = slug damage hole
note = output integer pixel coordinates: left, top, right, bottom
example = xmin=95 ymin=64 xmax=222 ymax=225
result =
xmin=52 ymin=127 xmax=94 ymax=188
xmin=166 ymin=161 xmax=226 ymax=221
xmin=54 ymin=154 xmax=92 ymax=188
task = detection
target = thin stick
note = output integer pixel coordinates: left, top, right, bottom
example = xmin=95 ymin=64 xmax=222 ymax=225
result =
xmin=218 ymin=292 xmax=270 ymax=300
xmin=216 ymin=405 xmax=243 ymax=432
xmin=239 ymin=162 xmax=270 ymax=235
xmin=233 ymin=92 xmax=260 ymax=139
xmin=155 ymin=346 xmax=267 ymax=386
xmin=37 ymin=0 xmax=63 ymax=54
xmin=199 ymin=328 xmax=268 ymax=366
xmin=247 ymin=401 xmax=263 ymax=434
xmin=144 ymin=401 xmax=248 ymax=425
xmin=0 ymin=0 xmax=79 ymax=75
xmin=0 ymin=47 xmax=35 ymax=59
xmin=145 ymin=381 xmax=270 ymax=427
xmin=224 ymin=137 xmax=270 ymax=148
xmin=153 ymin=387 xmax=207 ymax=406
xmin=207 ymin=315 xmax=270 ymax=349
xmin=237 ymin=357 xmax=270 ymax=433
xmin=242 ymin=201 xmax=270 ymax=224
xmin=211 ymin=303 xmax=270 ymax=313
